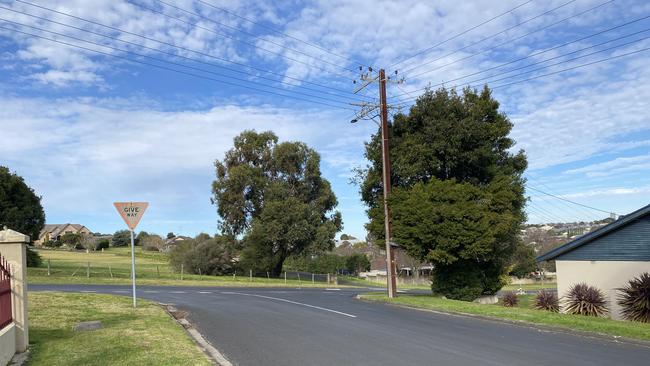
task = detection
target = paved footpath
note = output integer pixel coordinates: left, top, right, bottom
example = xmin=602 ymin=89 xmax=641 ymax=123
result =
xmin=31 ymin=284 xmax=650 ymax=366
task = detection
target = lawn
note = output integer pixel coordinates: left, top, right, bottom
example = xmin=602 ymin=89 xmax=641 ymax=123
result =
xmin=359 ymin=293 xmax=650 ymax=342
xmin=28 ymin=248 xmax=338 ymax=287
xmin=502 ymin=283 xmax=557 ymax=291
xmin=28 ymin=292 xmax=211 ymax=366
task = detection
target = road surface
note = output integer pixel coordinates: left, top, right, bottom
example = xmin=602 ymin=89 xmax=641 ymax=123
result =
xmin=31 ymin=284 xmax=650 ymax=366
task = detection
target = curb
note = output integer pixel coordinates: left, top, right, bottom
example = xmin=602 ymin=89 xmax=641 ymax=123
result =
xmin=355 ymin=295 xmax=650 ymax=349
xmin=161 ymin=304 xmax=233 ymax=366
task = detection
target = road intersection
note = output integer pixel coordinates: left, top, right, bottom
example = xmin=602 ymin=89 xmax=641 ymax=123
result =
xmin=31 ymin=285 xmax=650 ymax=366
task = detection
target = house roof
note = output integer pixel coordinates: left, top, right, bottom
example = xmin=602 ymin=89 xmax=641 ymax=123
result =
xmin=39 ymin=224 xmax=90 ymax=239
xmin=536 ymin=203 xmax=650 ymax=262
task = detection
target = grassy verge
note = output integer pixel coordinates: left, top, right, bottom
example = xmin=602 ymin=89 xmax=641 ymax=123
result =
xmin=502 ymin=283 xmax=557 ymax=291
xmin=359 ymin=293 xmax=650 ymax=342
xmin=28 ymin=292 xmax=211 ymax=366
xmin=29 ymin=248 xmax=337 ymax=288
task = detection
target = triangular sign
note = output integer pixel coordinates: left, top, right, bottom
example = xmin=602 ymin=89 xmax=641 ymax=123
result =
xmin=114 ymin=202 xmax=149 ymax=230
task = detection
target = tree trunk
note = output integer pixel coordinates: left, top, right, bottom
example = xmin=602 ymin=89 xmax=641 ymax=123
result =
xmin=270 ymin=256 xmax=285 ymax=278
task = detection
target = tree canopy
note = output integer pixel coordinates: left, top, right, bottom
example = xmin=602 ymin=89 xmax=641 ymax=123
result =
xmin=0 ymin=166 xmax=45 ymax=241
xmin=360 ymin=87 xmax=527 ymax=300
xmin=212 ymin=130 xmax=342 ymax=276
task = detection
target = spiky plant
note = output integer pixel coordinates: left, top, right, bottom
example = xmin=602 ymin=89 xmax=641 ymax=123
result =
xmin=534 ymin=289 xmax=559 ymax=312
xmin=502 ymin=291 xmax=518 ymax=307
xmin=564 ymin=283 xmax=608 ymax=317
xmin=617 ymin=272 xmax=650 ymax=323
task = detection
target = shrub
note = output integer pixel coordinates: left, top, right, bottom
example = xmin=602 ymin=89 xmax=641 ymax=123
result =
xmin=60 ymin=233 xmax=84 ymax=250
xmin=432 ymin=260 xmax=505 ymax=301
xmin=534 ymin=289 xmax=559 ymax=312
xmin=42 ymin=240 xmax=61 ymax=248
xmin=564 ymin=283 xmax=608 ymax=317
xmin=617 ymin=272 xmax=650 ymax=323
xmin=26 ymin=246 xmax=42 ymax=267
xmin=169 ymin=235 xmax=234 ymax=275
xmin=502 ymin=291 xmax=518 ymax=307
xmin=95 ymin=239 xmax=110 ymax=251
xmin=111 ymin=230 xmax=131 ymax=247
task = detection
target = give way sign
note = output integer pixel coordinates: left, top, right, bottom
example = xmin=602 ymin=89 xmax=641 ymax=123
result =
xmin=113 ymin=202 xmax=149 ymax=230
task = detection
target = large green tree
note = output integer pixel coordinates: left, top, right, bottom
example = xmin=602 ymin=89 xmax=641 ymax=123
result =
xmin=0 ymin=166 xmax=45 ymax=240
xmin=212 ymin=131 xmax=342 ymax=276
xmin=360 ymin=87 xmax=527 ymax=300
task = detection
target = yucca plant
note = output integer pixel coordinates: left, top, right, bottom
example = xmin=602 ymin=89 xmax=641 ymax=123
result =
xmin=502 ymin=291 xmax=518 ymax=307
xmin=564 ymin=283 xmax=608 ymax=317
xmin=534 ymin=289 xmax=559 ymax=312
xmin=617 ymin=272 xmax=650 ymax=323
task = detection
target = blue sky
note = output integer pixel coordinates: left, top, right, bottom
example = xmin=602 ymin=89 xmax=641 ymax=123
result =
xmin=1 ymin=0 xmax=650 ymax=239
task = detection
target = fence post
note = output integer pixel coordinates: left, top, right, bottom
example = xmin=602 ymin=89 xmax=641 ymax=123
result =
xmin=199 ymin=268 xmax=202 ymax=280
xmin=284 ymin=271 xmax=287 ymax=284
xmin=327 ymin=273 xmax=330 ymax=284
xmin=297 ymin=273 xmax=301 ymax=285
xmin=0 ymin=228 xmax=30 ymax=352
xmin=312 ymin=273 xmax=315 ymax=284
xmin=86 ymin=262 xmax=90 ymax=278
xmin=181 ymin=264 xmax=184 ymax=281
xmin=233 ymin=272 xmax=236 ymax=281
xmin=249 ymin=269 xmax=252 ymax=282
xmin=47 ymin=259 xmax=51 ymax=276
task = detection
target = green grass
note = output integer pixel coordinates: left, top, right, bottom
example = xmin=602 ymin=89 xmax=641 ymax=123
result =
xmin=502 ymin=283 xmax=557 ymax=291
xmin=339 ymin=276 xmax=432 ymax=290
xmin=359 ymin=293 xmax=650 ymax=341
xmin=28 ymin=292 xmax=211 ymax=366
xmin=28 ymin=248 xmax=339 ymax=287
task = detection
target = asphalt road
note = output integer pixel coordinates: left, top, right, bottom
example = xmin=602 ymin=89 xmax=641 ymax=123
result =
xmin=31 ymin=284 xmax=650 ymax=366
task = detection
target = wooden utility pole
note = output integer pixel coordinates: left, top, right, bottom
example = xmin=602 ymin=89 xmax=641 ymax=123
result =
xmin=379 ymin=69 xmax=397 ymax=298
xmin=352 ymin=67 xmax=402 ymax=298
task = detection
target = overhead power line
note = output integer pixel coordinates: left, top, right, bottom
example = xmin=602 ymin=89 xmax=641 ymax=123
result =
xmin=0 ymin=17 xmax=363 ymax=107
xmin=526 ymin=185 xmax=617 ymax=215
xmin=0 ymin=6 xmax=372 ymax=102
xmin=394 ymin=27 xmax=650 ymax=102
xmin=1 ymin=0 xmax=370 ymax=101
xmin=400 ymin=0 xmax=579 ymax=75
xmin=148 ymin=0 xmax=357 ymax=76
xmin=14 ymin=0 xmax=355 ymax=81
xmin=0 ymin=23 xmax=355 ymax=111
xmin=387 ymin=0 xmax=534 ymax=70
xmin=392 ymin=40 xmax=650 ymax=106
xmin=407 ymin=0 xmax=616 ymax=79
xmin=194 ymin=0 xmax=365 ymax=67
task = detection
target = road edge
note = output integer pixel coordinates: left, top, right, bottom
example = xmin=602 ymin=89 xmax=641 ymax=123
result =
xmin=355 ymin=294 xmax=650 ymax=349
xmin=161 ymin=304 xmax=233 ymax=366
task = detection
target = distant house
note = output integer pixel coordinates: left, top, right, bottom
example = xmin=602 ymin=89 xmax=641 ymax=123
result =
xmin=537 ymin=204 xmax=650 ymax=320
xmin=35 ymin=224 xmax=92 ymax=245
xmin=162 ymin=235 xmax=191 ymax=252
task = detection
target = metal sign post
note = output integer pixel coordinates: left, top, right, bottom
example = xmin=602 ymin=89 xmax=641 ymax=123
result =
xmin=113 ymin=202 xmax=149 ymax=308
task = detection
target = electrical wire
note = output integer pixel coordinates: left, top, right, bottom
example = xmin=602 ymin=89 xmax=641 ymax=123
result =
xmin=14 ymin=0 xmax=356 ymax=81
xmin=149 ymin=0 xmax=358 ymax=76
xmin=526 ymin=185 xmax=616 ymax=215
xmin=392 ymin=14 xmax=650 ymax=98
xmin=194 ymin=0 xmax=365 ymax=67
xmin=387 ymin=0 xmax=534 ymax=70
xmin=0 ymin=23 xmax=356 ymax=110
xmin=0 ymin=18 xmax=360 ymax=106
xmin=400 ymin=0 xmax=579 ymax=74
xmin=393 ymin=44 xmax=650 ymax=105
xmin=407 ymin=0 xmax=617 ymax=79
xmin=0 ymin=6 xmax=372 ymax=102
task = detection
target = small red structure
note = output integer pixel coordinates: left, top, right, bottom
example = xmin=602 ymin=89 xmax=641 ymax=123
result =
xmin=0 ymin=254 xmax=11 ymax=329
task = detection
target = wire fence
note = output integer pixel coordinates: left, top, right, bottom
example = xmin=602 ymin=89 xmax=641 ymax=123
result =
xmin=33 ymin=259 xmax=337 ymax=284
